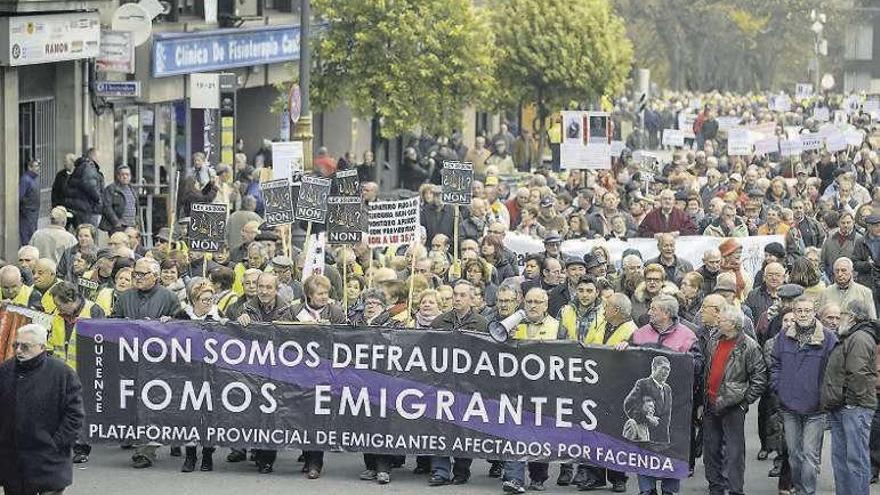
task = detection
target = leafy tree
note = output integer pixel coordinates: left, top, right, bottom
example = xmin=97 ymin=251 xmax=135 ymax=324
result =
xmin=490 ymin=0 xmax=633 ymax=149
xmin=614 ymin=0 xmax=856 ymax=92
xmin=311 ymin=0 xmax=495 ymax=142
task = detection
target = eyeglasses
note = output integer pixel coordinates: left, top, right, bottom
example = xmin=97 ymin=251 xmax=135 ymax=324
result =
xmin=132 ymin=271 xmax=153 ymax=279
xmin=524 ymin=299 xmax=547 ymax=305
xmin=13 ymin=341 xmax=36 ymax=351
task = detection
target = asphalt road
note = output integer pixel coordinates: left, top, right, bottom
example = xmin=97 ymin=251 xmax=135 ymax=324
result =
xmin=54 ymin=409 xmax=878 ymax=495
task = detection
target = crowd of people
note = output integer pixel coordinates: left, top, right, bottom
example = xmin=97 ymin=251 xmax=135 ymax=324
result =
xmin=2 ymin=89 xmax=880 ymax=495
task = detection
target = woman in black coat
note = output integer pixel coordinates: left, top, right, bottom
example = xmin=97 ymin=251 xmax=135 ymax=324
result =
xmin=0 ymin=324 xmax=84 ymax=494
xmin=177 ymin=175 xmax=219 ymax=219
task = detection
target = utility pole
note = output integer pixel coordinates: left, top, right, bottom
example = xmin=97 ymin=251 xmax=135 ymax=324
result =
xmin=293 ymin=0 xmax=313 ymax=173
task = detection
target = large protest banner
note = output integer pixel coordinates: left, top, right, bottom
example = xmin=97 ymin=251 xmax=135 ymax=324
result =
xmin=77 ymin=320 xmax=693 ymax=479
xmin=503 ymin=233 xmax=784 ymax=278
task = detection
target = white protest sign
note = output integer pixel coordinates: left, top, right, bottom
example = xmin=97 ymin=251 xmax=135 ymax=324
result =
xmin=749 ymin=122 xmax=777 ymax=138
xmin=754 ymin=136 xmax=779 ymax=155
xmin=560 ymin=110 xmax=611 ymax=169
xmin=302 ymin=232 xmax=326 ymax=279
xmin=727 ymin=128 xmax=752 ymax=155
xmin=771 ymin=94 xmax=791 ymax=112
xmin=834 ymin=110 xmax=847 ymax=125
xmin=717 ymin=116 xmax=741 ymax=131
xmin=825 ymin=133 xmax=847 ymax=152
xmin=813 ymin=106 xmax=830 ymax=122
xmin=800 ymin=134 xmax=824 ymax=151
xmin=189 ymin=73 xmax=219 ymax=109
xmin=795 ymin=83 xmax=813 ymax=100
xmin=866 ymin=97 xmax=880 ymax=118
xmin=779 ymin=137 xmax=803 ymax=156
xmin=271 ymin=141 xmax=305 ymax=181
xmin=367 ymin=197 xmax=420 ymax=247
xmin=845 ymin=129 xmax=865 ymax=147
xmin=662 ymin=129 xmax=685 ymax=147
xmin=678 ymin=114 xmax=696 ymax=138
xmin=610 ymin=140 xmax=625 ymax=157
xmin=502 ymin=233 xmax=783 ymax=279
xmin=844 ymin=95 xmax=860 ymax=114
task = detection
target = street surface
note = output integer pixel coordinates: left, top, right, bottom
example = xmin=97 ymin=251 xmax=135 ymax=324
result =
xmin=56 ymin=409 xmax=877 ymax=495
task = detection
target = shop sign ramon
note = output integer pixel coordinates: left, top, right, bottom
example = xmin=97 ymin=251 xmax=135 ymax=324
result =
xmin=0 ymin=12 xmax=100 ymax=66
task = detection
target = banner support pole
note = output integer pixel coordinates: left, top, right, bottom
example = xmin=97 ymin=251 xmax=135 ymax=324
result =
xmin=453 ymin=205 xmax=460 ymax=277
xmin=302 ymin=221 xmax=313 ymax=281
xmin=342 ymin=251 xmax=348 ymax=311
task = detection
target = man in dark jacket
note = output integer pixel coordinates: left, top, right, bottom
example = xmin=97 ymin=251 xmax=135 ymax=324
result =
xmin=51 ymin=153 xmax=75 ymax=209
xmin=112 ymin=257 xmax=180 ymax=469
xmin=429 ymin=281 xmax=486 ymax=485
xmin=0 ymin=323 xmax=84 ymax=495
xmin=770 ymin=296 xmax=836 ymax=495
xmin=822 ymin=300 xmax=880 ymax=495
xmin=702 ymin=307 xmax=767 ymax=495
xmin=19 ymin=158 xmax=41 ymax=245
xmin=851 ymin=214 xmax=880 ymax=315
xmin=400 ymin=147 xmax=432 ymax=191
xmin=99 ymin=165 xmax=138 ymax=234
xmin=66 ymin=155 xmax=104 ymax=228
xmin=646 ymin=233 xmax=694 ymax=287
xmin=421 ymin=186 xmax=455 ymax=243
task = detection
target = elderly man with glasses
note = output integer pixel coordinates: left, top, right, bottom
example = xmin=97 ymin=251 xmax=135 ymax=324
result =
xmin=0 ymin=323 xmax=84 ymax=495
xmin=112 ymin=257 xmax=181 ymax=469
xmin=500 ymin=287 xmax=559 ymax=493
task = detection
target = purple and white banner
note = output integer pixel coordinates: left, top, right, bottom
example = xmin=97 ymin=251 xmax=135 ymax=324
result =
xmin=76 ymin=320 xmax=694 ymax=478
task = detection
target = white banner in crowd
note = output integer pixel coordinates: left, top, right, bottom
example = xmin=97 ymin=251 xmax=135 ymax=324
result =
xmin=503 ymin=233 xmax=785 ymax=279
xmin=662 ymin=128 xmax=685 ymax=147
xmin=727 ymin=128 xmax=752 ymax=155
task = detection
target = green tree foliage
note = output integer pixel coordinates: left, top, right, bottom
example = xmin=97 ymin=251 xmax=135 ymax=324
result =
xmin=490 ymin=0 xmax=633 ymax=146
xmin=614 ymin=0 xmax=856 ymax=92
xmin=311 ymin=0 xmax=495 ymax=139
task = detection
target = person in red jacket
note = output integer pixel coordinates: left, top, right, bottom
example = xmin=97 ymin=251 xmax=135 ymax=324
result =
xmin=637 ymin=189 xmax=697 ymax=238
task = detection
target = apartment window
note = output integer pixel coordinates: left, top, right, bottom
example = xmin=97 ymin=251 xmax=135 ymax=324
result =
xmin=845 ymin=24 xmax=873 ymax=60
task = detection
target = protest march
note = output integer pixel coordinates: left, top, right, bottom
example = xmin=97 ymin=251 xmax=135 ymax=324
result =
xmin=2 ymin=0 xmax=880 ymax=491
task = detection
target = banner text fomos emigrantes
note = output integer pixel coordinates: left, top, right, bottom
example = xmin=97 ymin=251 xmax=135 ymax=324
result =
xmin=76 ymin=320 xmax=693 ymax=479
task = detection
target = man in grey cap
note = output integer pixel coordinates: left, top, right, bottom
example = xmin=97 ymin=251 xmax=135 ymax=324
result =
xmin=271 ymin=255 xmax=300 ymax=303
xmin=851 ymin=213 xmax=880 ymax=315
xmin=541 ymin=232 xmax=563 ymax=260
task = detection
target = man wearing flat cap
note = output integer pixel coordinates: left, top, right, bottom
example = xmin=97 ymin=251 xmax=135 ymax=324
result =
xmin=851 ymin=213 xmax=880 ymax=315
xmin=541 ymin=232 xmax=563 ymax=260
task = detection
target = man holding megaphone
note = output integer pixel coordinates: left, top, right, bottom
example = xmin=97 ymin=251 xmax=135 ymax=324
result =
xmin=498 ymin=287 xmax=560 ymax=493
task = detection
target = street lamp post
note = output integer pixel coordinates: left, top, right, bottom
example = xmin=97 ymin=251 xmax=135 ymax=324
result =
xmin=810 ymin=10 xmax=826 ymax=92
xmin=293 ymin=0 xmax=313 ymax=173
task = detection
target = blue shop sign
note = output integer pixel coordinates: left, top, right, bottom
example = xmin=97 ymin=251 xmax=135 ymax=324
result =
xmin=152 ymin=25 xmax=299 ymax=77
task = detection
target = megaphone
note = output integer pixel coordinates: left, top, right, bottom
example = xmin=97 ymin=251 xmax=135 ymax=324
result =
xmin=488 ymin=309 xmax=526 ymax=343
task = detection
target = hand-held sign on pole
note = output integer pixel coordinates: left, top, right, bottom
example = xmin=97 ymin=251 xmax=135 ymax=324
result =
xmin=187 ymin=203 xmax=228 ymax=253
xmin=441 ymin=161 xmax=472 ymax=278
